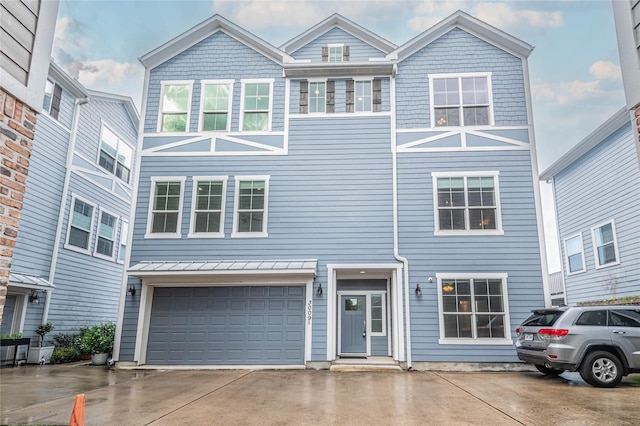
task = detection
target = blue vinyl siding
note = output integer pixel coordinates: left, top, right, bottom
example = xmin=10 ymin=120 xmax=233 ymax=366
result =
xmin=145 ymin=31 xmax=285 ymax=133
xmin=290 ymin=27 xmax=387 ymax=61
xmin=395 ymin=28 xmax=528 ymax=129
xmin=555 ymin=121 xmax=640 ymax=304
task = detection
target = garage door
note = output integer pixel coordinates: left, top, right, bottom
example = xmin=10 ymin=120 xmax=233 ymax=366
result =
xmin=146 ymin=286 xmax=305 ymax=365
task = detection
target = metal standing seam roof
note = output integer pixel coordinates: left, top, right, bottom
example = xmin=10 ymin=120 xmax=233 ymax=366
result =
xmin=9 ymin=272 xmax=55 ymax=289
xmin=128 ymin=260 xmax=318 ymax=275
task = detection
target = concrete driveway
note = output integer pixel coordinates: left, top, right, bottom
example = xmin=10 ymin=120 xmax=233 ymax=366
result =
xmin=1 ymin=364 xmax=639 ymax=425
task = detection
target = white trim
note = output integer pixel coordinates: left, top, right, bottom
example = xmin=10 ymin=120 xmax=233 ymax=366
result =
xmin=93 ymin=206 xmax=119 ymax=261
xmin=431 ymin=171 xmax=504 ymax=235
xmin=305 ymin=279 xmax=313 ymax=363
xmin=188 ymin=176 xmax=228 ymax=238
xmin=64 ymin=193 xmax=97 ymax=255
xmin=428 ymin=72 xmax=494 ymax=128
xmin=231 ymin=175 xmax=270 ymax=238
xmin=144 ymin=176 xmax=186 ymax=239
xmin=198 ymin=79 xmax=234 ymax=132
xmin=157 ymin=80 xmax=194 ymax=133
xmin=562 ymin=232 xmax=587 ymax=275
xmin=336 ymin=290 xmax=388 ymax=357
xmin=435 ymin=273 xmax=512 ymax=344
xmin=289 ymin=111 xmax=392 ymax=119
xmin=239 ymin=79 xmax=274 ymax=132
xmin=97 ymin=121 xmax=135 ymax=186
xmin=354 ymin=79 xmax=373 ymax=113
xmin=327 ymin=43 xmax=344 ymax=63
xmin=590 ymin=219 xmax=621 ymax=269
xmin=308 ymin=79 xmax=327 ymax=114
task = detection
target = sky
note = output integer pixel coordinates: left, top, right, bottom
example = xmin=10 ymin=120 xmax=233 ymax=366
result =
xmin=51 ymin=0 xmax=627 ymax=272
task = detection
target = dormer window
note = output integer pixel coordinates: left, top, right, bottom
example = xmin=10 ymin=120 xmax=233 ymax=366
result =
xmin=322 ymin=44 xmax=349 ymax=62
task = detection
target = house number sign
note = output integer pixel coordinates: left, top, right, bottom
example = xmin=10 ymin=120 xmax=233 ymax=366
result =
xmin=307 ymin=300 xmax=312 ymax=325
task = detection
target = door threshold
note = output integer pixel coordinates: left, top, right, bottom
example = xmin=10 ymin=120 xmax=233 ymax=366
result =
xmin=331 ymin=356 xmax=402 ymax=371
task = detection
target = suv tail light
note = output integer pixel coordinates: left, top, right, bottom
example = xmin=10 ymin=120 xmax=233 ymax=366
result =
xmin=515 ymin=327 xmax=521 ymax=336
xmin=538 ymin=328 xmax=569 ymax=339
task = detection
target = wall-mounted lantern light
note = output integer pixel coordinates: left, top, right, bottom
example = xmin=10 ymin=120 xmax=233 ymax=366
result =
xmin=415 ymin=283 xmax=422 ymax=298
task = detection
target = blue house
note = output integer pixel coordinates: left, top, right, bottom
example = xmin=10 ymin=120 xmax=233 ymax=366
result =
xmin=115 ymin=11 xmax=547 ymax=369
xmin=2 ymin=61 xmax=139 ymax=359
xmin=540 ymin=108 xmax=640 ymax=305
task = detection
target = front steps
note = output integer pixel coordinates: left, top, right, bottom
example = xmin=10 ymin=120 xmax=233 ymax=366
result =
xmin=330 ymin=356 xmax=403 ymax=372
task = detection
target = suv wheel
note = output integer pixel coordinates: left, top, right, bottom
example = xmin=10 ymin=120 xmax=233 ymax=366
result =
xmin=535 ymin=364 xmax=564 ymax=376
xmin=579 ymin=351 xmax=623 ymax=388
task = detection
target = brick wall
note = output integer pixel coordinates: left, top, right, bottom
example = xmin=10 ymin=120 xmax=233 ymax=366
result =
xmin=0 ymin=88 xmax=37 ymax=325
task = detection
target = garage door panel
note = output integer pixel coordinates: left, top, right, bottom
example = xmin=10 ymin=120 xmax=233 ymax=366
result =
xmin=147 ymin=286 xmax=305 ymax=365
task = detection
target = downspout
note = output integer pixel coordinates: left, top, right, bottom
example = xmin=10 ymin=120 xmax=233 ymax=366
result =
xmin=43 ymin=95 xmax=90 ymax=323
xmin=390 ymin=65 xmax=413 ymax=370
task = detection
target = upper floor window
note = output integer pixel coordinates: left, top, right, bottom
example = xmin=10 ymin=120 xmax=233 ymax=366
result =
xmin=99 ymin=124 xmax=134 ymax=184
xmin=189 ymin=177 xmax=227 ymax=237
xmin=241 ymin=80 xmax=272 ymax=131
xmin=438 ymin=274 xmax=510 ymax=343
xmin=429 ymin=73 xmax=492 ymax=127
xmin=200 ymin=81 xmax=232 ymax=131
xmin=323 ymin=44 xmax=349 ymax=62
xmin=563 ymin=234 xmax=586 ymax=274
xmin=146 ymin=177 xmax=185 ymax=238
xmin=232 ymin=176 xmax=269 ymax=237
xmin=159 ymin=81 xmax=193 ymax=132
xmin=432 ymin=172 xmax=502 ymax=235
xmin=95 ymin=209 xmax=118 ymax=259
xmin=355 ymin=80 xmax=372 ymax=112
xmin=43 ymin=79 xmax=62 ymax=119
xmin=66 ymin=195 xmax=95 ymax=254
xmin=309 ymin=82 xmax=326 ymax=113
xmin=117 ymin=221 xmax=128 ymax=264
xmin=591 ymin=220 xmax=620 ymax=268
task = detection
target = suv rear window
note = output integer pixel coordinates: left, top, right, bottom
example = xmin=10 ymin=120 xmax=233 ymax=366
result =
xmin=522 ymin=310 xmax=564 ymax=326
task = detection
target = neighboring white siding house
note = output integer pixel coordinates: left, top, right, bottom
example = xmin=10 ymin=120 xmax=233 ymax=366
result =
xmin=3 ymin=61 xmax=139 ymax=349
xmin=115 ymin=12 xmax=547 ymax=370
xmin=540 ymin=108 xmax=640 ymax=305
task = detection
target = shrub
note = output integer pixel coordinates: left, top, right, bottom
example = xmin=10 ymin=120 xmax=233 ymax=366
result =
xmin=35 ymin=322 xmax=54 ymax=347
xmin=50 ymin=347 xmax=81 ymax=364
xmin=76 ymin=323 xmax=115 ymax=355
xmin=52 ymin=332 xmax=79 ymax=348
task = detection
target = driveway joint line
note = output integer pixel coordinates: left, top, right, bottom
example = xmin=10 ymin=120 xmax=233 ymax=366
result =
xmin=432 ymin=372 xmax=529 ymax=425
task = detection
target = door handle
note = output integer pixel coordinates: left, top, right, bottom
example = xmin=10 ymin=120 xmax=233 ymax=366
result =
xmin=612 ymin=330 xmax=626 ymax=335
xmin=363 ymin=320 xmax=366 ymax=338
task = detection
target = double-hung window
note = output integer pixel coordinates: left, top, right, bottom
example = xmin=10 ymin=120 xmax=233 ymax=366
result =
xmin=146 ymin=177 xmax=185 ymax=238
xmin=99 ymin=124 xmax=134 ymax=184
xmin=159 ymin=81 xmax=193 ymax=132
xmin=117 ymin=221 xmax=128 ymax=263
xmin=232 ymin=176 xmax=269 ymax=237
xmin=591 ymin=220 xmax=620 ymax=268
xmin=66 ymin=195 xmax=95 ymax=254
xmin=323 ymin=44 xmax=349 ymax=62
xmin=355 ymin=80 xmax=372 ymax=112
xmin=95 ymin=209 xmax=117 ymax=259
xmin=200 ymin=81 xmax=233 ymax=131
xmin=241 ymin=80 xmax=272 ymax=131
xmin=563 ymin=233 xmax=586 ymax=274
xmin=309 ymin=81 xmax=326 ymax=113
xmin=430 ymin=73 xmax=492 ymax=127
xmin=432 ymin=172 xmax=502 ymax=235
xmin=189 ymin=177 xmax=227 ymax=237
xmin=438 ymin=274 xmax=511 ymax=343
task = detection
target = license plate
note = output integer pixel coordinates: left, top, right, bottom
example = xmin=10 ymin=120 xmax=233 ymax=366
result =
xmin=524 ymin=333 xmax=533 ymax=341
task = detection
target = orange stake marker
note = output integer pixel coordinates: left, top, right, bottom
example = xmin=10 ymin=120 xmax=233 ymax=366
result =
xmin=69 ymin=393 xmax=85 ymax=426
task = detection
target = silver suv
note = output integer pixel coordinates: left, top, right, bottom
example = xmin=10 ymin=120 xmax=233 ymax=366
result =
xmin=515 ymin=305 xmax=640 ymax=387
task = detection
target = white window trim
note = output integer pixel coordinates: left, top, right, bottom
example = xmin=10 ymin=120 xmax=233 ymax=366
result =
xmin=563 ymin=232 xmax=587 ymax=275
xmin=188 ymin=176 xmax=228 ymax=238
xmin=428 ymin=72 xmax=494 ymax=128
xmin=354 ymin=79 xmax=373 ymax=113
xmin=308 ymin=78 xmax=328 ymax=115
xmin=436 ymin=273 xmax=512 ymax=345
xmin=198 ymin=79 xmax=234 ymax=132
xmin=239 ymin=79 xmax=274 ymax=132
xmin=145 ymin=176 xmax=186 ymax=239
xmin=93 ymin=207 xmax=119 ymax=261
xmin=64 ymin=193 xmax=97 ymax=255
xmin=591 ymin=219 xmax=621 ymax=269
xmin=42 ymin=79 xmax=54 ymax=114
xmin=231 ymin=175 xmax=270 ymax=238
xmin=157 ymin=80 xmax=194 ymax=133
xmin=327 ymin=43 xmax=344 ymax=63
xmin=117 ymin=220 xmax=129 ymax=265
xmin=431 ymin=171 xmax=504 ymax=236
xmin=97 ymin=121 xmax=135 ymax=186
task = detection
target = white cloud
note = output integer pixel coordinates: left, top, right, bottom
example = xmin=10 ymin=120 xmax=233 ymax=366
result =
xmin=75 ymin=59 xmax=143 ymax=86
xmin=214 ymin=1 xmax=328 ymax=29
xmin=589 ymin=61 xmax=622 ymax=81
xmin=532 ymin=80 xmax=605 ymax=106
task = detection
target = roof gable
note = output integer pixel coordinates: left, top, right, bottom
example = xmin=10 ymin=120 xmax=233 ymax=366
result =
xmin=86 ymin=89 xmax=140 ymax=130
xmin=389 ymin=10 xmax=533 ymax=61
xmin=280 ymin=13 xmax=397 ymax=56
xmin=140 ymin=14 xmax=292 ymax=69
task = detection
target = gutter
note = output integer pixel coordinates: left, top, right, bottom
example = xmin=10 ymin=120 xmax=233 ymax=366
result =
xmin=43 ymin=95 xmax=90 ymax=323
xmin=390 ymin=68 xmax=413 ymax=370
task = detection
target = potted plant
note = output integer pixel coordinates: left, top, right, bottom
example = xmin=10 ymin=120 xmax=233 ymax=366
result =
xmin=27 ymin=322 xmax=55 ymax=364
xmin=0 ymin=332 xmax=31 ymax=366
xmin=76 ymin=323 xmax=115 ymax=365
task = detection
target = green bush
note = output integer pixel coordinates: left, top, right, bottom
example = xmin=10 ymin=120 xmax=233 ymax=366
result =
xmin=76 ymin=323 xmax=115 ymax=355
xmin=52 ymin=332 xmax=79 ymax=348
xmin=35 ymin=322 xmax=54 ymax=346
xmin=50 ymin=347 xmax=80 ymax=364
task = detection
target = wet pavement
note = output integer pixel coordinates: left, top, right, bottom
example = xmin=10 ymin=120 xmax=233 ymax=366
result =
xmin=1 ymin=363 xmax=639 ymax=425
